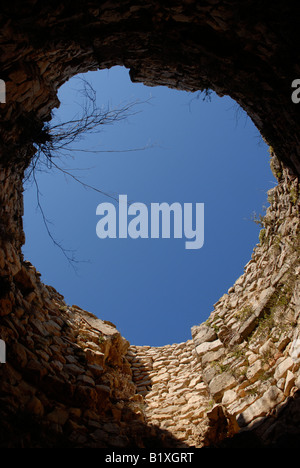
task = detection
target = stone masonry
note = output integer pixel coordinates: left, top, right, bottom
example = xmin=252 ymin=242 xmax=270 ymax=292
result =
xmin=0 ymin=152 xmax=299 ymax=447
xmin=127 ymin=154 xmax=300 ymax=447
xmin=127 ymin=341 xmax=211 ymax=447
xmin=0 ymin=0 xmax=300 ymax=448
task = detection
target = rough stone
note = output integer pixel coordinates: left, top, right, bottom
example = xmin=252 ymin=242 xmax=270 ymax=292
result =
xmin=195 ymin=339 xmax=223 ymax=357
xmin=192 ymin=324 xmax=217 ymax=346
xmin=274 ymin=357 xmax=294 ymax=381
xmin=284 ymin=370 xmax=295 ymax=396
xmin=237 ymin=386 xmax=285 ymax=427
xmin=0 ymin=0 xmax=299 ymax=450
xmin=208 ymin=372 xmax=237 ymax=402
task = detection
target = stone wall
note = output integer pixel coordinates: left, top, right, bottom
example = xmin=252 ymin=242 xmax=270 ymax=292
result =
xmin=128 ymin=154 xmax=300 ymax=447
xmin=192 ymin=155 xmax=300 ymax=446
xmin=0 ymin=154 xmax=299 ymax=447
xmin=0 ymin=0 xmax=300 ymax=449
xmin=0 ymin=271 xmax=145 ymax=448
xmin=1 ymin=1 xmax=300 ymax=175
xmin=127 ymin=341 xmax=210 ymax=447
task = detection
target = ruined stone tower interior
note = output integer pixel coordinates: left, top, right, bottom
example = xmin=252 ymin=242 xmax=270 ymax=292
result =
xmin=0 ymin=1 xmax=300 ymax=448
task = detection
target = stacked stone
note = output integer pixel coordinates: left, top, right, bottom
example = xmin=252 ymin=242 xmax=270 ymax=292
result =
xmin=0 ymin=153 xmax=299 ymax=447
xmin=191 ymin=163 xmax=300 ymax=443
xmin=126 ymin=160 xmax=300 ymax=447
xmin=127 ymin=340 xmax=211 ymax=447
xmin=0 ymin=271 xmax=146 ymax=448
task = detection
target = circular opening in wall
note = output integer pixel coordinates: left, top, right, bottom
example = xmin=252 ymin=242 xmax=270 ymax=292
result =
xmin=22 ymin=66 xmax=276 ymax=347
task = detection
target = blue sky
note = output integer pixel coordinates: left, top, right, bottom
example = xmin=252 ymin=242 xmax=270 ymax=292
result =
xmin=22 ymin=66 xmax=276 ymax=346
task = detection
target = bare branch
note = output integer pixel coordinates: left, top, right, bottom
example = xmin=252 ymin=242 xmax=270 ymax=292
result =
xmin=32 ymin=168 xmax=81 ymax=272
xmin=24 ymin=77 xmax=152 ymax=266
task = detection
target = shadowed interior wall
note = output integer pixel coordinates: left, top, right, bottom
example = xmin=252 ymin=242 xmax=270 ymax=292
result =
xmin=0 ymin=0 xmax=299 ymax=448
